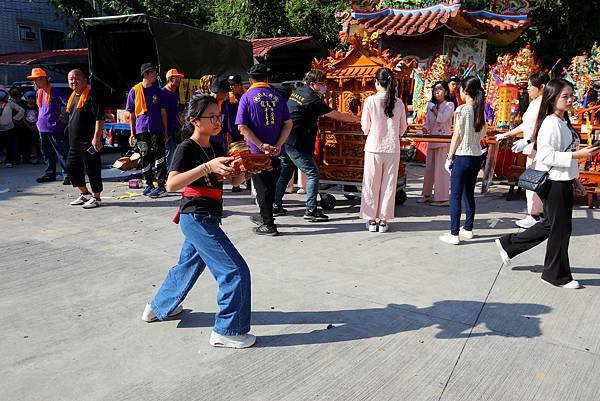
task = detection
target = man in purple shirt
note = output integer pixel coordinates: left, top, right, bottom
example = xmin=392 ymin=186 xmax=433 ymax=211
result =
xmin=28 ymin=68 xmax=70 ymax=184
xmin=126 ymin=63 xmax=168 ymax=198
xmin=161 ymin=68 xmax=184 ymax=169
xmin=236 ymin=64 xmax=293 ymax=236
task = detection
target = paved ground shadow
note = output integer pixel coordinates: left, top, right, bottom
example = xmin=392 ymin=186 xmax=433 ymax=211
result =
xmin=174 ymin=300 xmax=551 ymax=347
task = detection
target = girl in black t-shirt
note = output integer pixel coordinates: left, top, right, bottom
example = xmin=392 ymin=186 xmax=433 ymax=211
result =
xmin=141 ymin=95 xmax=256 ymax=349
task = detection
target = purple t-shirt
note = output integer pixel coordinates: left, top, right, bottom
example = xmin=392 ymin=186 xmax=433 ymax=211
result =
xmin=235 ymin=85 xmax=291 ymax=154
xmin=161 ymin=86 xmax=182 ymax=132
xmin=37 ymin=87 xmax=68 ymax=133
xmin=222 ymin=94 xmax=243 ymax=141
xmin=125 ymin=85 xmax=165 ymax=134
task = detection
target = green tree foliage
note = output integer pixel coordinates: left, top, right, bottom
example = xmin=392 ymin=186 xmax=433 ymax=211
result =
xmin=50 ymin=0 xmax=347 ymax=49
xmin=209 ymin=0 xmax=292 ymax=38
xmin=48 ymin=0 xmax=600 ymax=69
xmin=49 ymin=0 xmax=216 ymax=29
xmin=284 ymin=0 xmax=347 ymax=49
xmin=514 ymin=0 xmax=600 ymax=67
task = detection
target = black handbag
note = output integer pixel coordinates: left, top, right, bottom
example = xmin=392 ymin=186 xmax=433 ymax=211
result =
xmin=517 ymin=139 xmax=574 ymax=195
xmin=517 ymin=168 xmax=550 ymax=195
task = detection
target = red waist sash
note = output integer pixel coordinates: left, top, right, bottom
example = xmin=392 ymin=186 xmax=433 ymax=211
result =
xmin=172 ymin=186 xmax=223 ymax=224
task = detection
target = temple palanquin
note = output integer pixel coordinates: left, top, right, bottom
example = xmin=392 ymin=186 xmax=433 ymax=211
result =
xmin=338 ymin=1 xmax=532 ymax=59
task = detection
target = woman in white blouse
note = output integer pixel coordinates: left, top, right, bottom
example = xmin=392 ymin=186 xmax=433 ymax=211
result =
xmin=496 ymin=72 xmax=550 ymax=228
xmin=439 ymin=77 xmax=487 ymax=245
xmin=418 ymin=81 xmax=455 ymax=206
xmin=495 ymin=79 xmax=600 ymax=289
xmin=360 ymin=68 xmax=407 ymax=232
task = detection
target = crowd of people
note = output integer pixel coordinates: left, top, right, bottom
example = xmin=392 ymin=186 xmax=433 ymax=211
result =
xmin=3 ymin=62 xmax=599 ymax=348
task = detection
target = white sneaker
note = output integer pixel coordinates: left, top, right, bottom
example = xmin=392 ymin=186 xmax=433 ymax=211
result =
xmin=297 ymin=188 xmax=306 ymax=194
xmin=495 ymin=239 xmax=511 ymax=266
xmin=209 ymin=331 xmax=256 ymax=349
xmin=141 ymin=303 xmax=184 ymax=322
xmin=459 ymin=227 xmax=474 ymax=239
xmin=70 ymin=193 xmax=90 ymax=205
xmin=560 ymin=280 xmax=581 ymax=289
xmin=82 ymin=197 xmax=101 ymax=209
xmin=541 ymin=278 xmax=581 ymax=289
xmin=378 ymin=223 xmax=389 ymax=233
xmin=516 ymin=215 xmax=539 ymax=229
xmin=439 ymin=233 xmax=460 ymax=245
xmin=366 ymin=221 xmax=378 ymax=232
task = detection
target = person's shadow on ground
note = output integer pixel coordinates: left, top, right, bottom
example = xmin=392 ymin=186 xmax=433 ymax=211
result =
xmin=175 ymin=300 xmax=551 ymax=347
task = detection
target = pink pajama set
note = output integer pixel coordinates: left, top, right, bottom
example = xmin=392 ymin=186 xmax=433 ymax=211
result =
xmin=421 ymin=101 xmax=455 ymax=201
xmin=360 ymin=92 xmax=407 ymax=221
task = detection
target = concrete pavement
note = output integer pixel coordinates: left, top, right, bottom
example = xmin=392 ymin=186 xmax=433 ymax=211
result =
xmin=1 ymin=159 xmax=599 ymax=401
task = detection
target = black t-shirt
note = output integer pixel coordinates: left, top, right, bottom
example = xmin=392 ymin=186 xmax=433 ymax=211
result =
xmin=170 ymin=139 xmax=225 ymax=217
xmin=286 ymin=86 xmax=332 ymax=153
xmin=67 ymin=92 xmax=104 ymax=150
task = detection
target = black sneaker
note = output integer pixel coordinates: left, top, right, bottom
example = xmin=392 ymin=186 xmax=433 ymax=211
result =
xmin=36 ymin=175 xmax=56 ymax=183
xmin=253 ymin=224 xmax=279 ymax=236
xmin=272 ymin=206 xmax=288 ymax=216
xmin=232 ymin=186 xmax=242 ymax=193
xmin=249 ymin=214 xmax=263 ymax=226
xmin=304 ymin=208 xmax=329 ymax=221
xmin=62 ymin=176 xmax=71 ymax=185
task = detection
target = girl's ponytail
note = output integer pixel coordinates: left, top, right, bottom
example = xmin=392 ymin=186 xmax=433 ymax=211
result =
xmin=461 ymin=76 xmax=485 ymax=132
xmin=376 ymin=68 xmax=397 ymax=118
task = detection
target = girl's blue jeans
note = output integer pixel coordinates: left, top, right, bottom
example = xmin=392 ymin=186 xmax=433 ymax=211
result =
xmin=151 ymin=214 xmax=251 ymax=336
xmin=450 ymin=155 xmax=482 ymax=236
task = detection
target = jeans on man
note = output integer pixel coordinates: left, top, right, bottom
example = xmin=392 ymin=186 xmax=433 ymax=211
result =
xmin=40 ymin=131 xmax=68 ymax=177
xmin=165 ymin=129 xmax=180 ymax=171
xmin=449 ymin=155 xmax=482 ymax=235
xmin=150 ymin=214 xmax=251 ymax=336
xmin=274 ymin=144 xmax=319 ymax=210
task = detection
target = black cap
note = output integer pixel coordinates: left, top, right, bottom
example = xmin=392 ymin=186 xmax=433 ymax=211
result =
xmin=211 ymin=77 xmax=231 ymax=93
xmin=247 ymin=63 xmax=270 ymax=78
xmin=448 ymin=76 xmax=461 ymax=83
xmin=140 ymin=62 xmax=157 ymax=77
xmin=227 ymin=74 xmax=243 ymax=85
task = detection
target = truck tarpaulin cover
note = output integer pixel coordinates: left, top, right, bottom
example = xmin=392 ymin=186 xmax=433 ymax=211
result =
xmin=80 ymin=14 xmax=253 ymax=94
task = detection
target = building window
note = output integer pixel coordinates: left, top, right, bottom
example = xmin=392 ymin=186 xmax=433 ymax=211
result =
xmin=18 ymin=25 xmax=36 ymax=41
xmin=40 ymin=29 xmax=65 ymax=51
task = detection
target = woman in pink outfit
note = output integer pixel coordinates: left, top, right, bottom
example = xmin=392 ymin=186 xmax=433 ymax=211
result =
xmin=418 ymin=81 xmax=455 ymax=206
xmin=360 ymin=68 xmax=407 ymax=232
xmin=495 ymin=72 xmax=549 ymax=229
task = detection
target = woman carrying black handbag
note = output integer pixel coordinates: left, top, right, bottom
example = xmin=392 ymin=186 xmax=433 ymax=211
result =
xmin=495 ymin=79 xmax=600 ymax=289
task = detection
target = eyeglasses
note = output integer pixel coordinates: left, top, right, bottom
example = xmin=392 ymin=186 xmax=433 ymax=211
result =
xmin=196 ymin=114 xmax=224 ymax=124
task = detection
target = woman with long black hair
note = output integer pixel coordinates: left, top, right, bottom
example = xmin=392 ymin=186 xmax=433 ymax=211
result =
xmin=418 ymin=81 xmax=455 ymax=206
xmin=360 ymin=67 xmax=407 ymax=232
xmin=439 ymin=76 xmax=486 ymax=245
xmin=495 ymin=79 xmax=600 ymax=289
xmin=496 ymin=72 xmax=550 ymax=228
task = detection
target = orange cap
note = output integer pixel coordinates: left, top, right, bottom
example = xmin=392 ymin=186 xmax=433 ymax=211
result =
xmin=27 ymin=67 xmax=48 ymax=80
xmin=166 ymin=69 xmax=184 ymax=79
